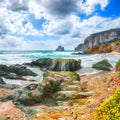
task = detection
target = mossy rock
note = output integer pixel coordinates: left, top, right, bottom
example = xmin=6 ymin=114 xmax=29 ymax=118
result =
xmin=18 ymin=90 xmax=42 ymax=105
xmin=30 ymin=58 xmax=52 ymax=68
xmin=50 ymin=59 xmax=81 ymax=71
xmin=92 ymin=59 xmax=112 ymax=71
xmin=115 ymin=59 xmax=120 ymax=71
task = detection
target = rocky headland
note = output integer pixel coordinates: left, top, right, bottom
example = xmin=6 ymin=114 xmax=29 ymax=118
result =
xmin=75 ymin=28 xmax=120 ymax=53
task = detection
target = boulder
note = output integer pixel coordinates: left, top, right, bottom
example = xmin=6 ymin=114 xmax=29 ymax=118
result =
xmin=0 ymin=84 xmax=19 ymax=89
xmin=50 ymin=59 xmax=81 ymax=71
xmin=27 ymin=58 xmax=81 ymax=72
xmin=0 ymin=77 xmax=6 ymax=84
xmin=0 ymin=64 xmax=37 ymax=77
xmin=30 ymin=58 xmax=52 ymax=68
xmin=92 ymin=59 xmax=112 ymax=71
xmin=4 ymin=73 xmax=25 ymax=80
xmin=73 ymin=91 xmax=94 ymax=98
xmin=56 ymin=45 xmax=64 ymax=51
xmin=8 ymin=65 xmax=37 ymax=76
xmin=1 ymin=84 xmax=43 ymax=106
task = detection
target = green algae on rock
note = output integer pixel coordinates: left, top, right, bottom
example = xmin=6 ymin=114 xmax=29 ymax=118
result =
xmin=92 ymin=59 xmax=112 ymax=71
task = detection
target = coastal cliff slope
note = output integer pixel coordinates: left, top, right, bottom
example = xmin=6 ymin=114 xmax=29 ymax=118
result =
xmin=75 ymin=28 xmax=120 ymax=51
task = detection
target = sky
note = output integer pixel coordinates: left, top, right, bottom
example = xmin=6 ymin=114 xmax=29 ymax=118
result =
xmin=0 ymin=0 xmax=120 ymax=50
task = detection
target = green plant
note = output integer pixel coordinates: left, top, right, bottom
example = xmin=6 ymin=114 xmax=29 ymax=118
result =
xmin=94 ymin=89 xmax=120 ymax=120
xmin=0 ymin=118 xmax=6 ymax=120
xmin=115 ymin=59 xmax=120 ymax=71
xmin=69 ymin=99 xmax=85 ymax=106
xmin=53 ymin=85 xmax=61 ymax=92
xmin=68 ymin=72 xmax=80 ymax=81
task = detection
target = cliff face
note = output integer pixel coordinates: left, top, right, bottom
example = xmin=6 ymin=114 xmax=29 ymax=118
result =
xmin=75 ymin=28 xmax=120 ymax=51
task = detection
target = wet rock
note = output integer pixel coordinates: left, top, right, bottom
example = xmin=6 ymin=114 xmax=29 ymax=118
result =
xmin=25 ymin=84 xmax=39 ymax=90
xmin=8 ymin=64 xmax=37 ymax=76
xmin=0 ymin=77 xmax=6 ymax=84
xmin=50 ymin=59 xmax=81 ymax=71
xmin=92 ymin=59 xmax=112 ymax=71
xmin=4 ymin=73 xmax=25 ymax=80
xmin=0 ymin=70 xmax=8 ymax=76
xmin=0 ymin=84 xmax=20 ymax=89
xmin=0 ymin=64 xmax=37 ymax=77
xmin=72 ymin=52 xmax=83 ymax=55
xmin=29 ymin=58 xmax=52 ymax=69
xmin=27 ymin=58 xmax=81 ymax=71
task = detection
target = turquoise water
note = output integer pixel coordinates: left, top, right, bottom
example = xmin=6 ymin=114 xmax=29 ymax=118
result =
xmin=0 ymin=50 xmax=120 ymax=69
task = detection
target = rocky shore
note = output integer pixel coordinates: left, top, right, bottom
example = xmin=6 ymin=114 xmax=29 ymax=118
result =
xmin=0 ymin=58 xmax=119 ymax=120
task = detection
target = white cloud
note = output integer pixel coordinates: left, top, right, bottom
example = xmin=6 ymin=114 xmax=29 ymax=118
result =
xmin=0 ymin=0 xmax=120 ymax=50
xmin=80 ymin=0 xmax=109 ymax=15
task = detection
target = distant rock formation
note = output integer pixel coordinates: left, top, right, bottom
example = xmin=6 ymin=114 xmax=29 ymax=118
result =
xmin=75 ymin=28 xmax=120 ymax=51
xmin=56 ymin=45 xmax=64 ymax=51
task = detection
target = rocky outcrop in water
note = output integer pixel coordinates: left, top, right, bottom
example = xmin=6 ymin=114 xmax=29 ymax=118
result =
xmin=75 ymin=28 xmax=120 ymax=51
xmin=0 ymin=64 xmax=37 ymax=79
xmin=56 ymin=45 xmax=64 ymax=51
xmin=27 ymin=58 xmax=81 ymax=71
xmin=92 ymin=59 xmax=112 ymax=71
xmin=51 ymin=59 xmax=81 ymax=71
xmin=28 ymin=58 xmax=52 ymax=69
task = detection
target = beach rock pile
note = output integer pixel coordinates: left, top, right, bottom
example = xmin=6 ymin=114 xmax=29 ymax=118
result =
xmin=27 ymin=58 xmax=81 ymax=71
xmin=0 ymin=64 xmax=37 ymax=80
xmin=92 ymin=59 xmax=112 ymax=71
xmin=0 ymin=71 xmax=82 ymax=106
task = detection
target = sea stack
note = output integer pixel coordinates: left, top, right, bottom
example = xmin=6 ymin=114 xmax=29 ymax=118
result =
xmin=56 ymin=45 xmax=64 ymax=51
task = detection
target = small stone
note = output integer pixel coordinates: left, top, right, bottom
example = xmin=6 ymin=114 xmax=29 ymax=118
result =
xmin=6 ymin=114 xmax=12 ymax=119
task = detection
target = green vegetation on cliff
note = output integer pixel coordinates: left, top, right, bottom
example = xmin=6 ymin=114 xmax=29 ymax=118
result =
xmin=84 ymin=40 xmax=120 ymax=54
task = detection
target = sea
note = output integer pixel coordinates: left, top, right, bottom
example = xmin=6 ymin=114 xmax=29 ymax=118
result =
xmin=0 ymin=50 xmax=120 ymax=74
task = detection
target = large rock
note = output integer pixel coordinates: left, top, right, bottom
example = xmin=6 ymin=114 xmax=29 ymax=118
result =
xmin=29 ymin=58 xmax=52 ymax=69
xmin=8 ymin=65 xmax=37 ymax=76
xmin=0 ymin=77 xmax=6 ymax=84
xmin=50 ymin=59 xmax=81 ymax=71
xmin=0 ymin=64 xmax=37 ymax=77
xmin=0 ymin=84 xmax=19 ymax=89
xmin=27 ymin=58 xmax=81 ymax=71
xmin=56 ymin=45 xmax=64 ymax=51
xmin=92 ymin=59 xmax=112 ymax=71
xmin=1 ymin=84 xmax=43 ymax=105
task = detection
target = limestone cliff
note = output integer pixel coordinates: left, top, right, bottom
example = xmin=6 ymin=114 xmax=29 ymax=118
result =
xmin=75 ymin=28 xmax=120 ymax=51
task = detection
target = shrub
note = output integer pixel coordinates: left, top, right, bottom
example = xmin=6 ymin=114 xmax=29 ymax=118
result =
xmin=115 ymin=59 xmax=120 ymax=71
xmin=94 ymin=89 xmax=120 ymax=120
xmin=53 ymin=85 xmax=61 ymax=92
